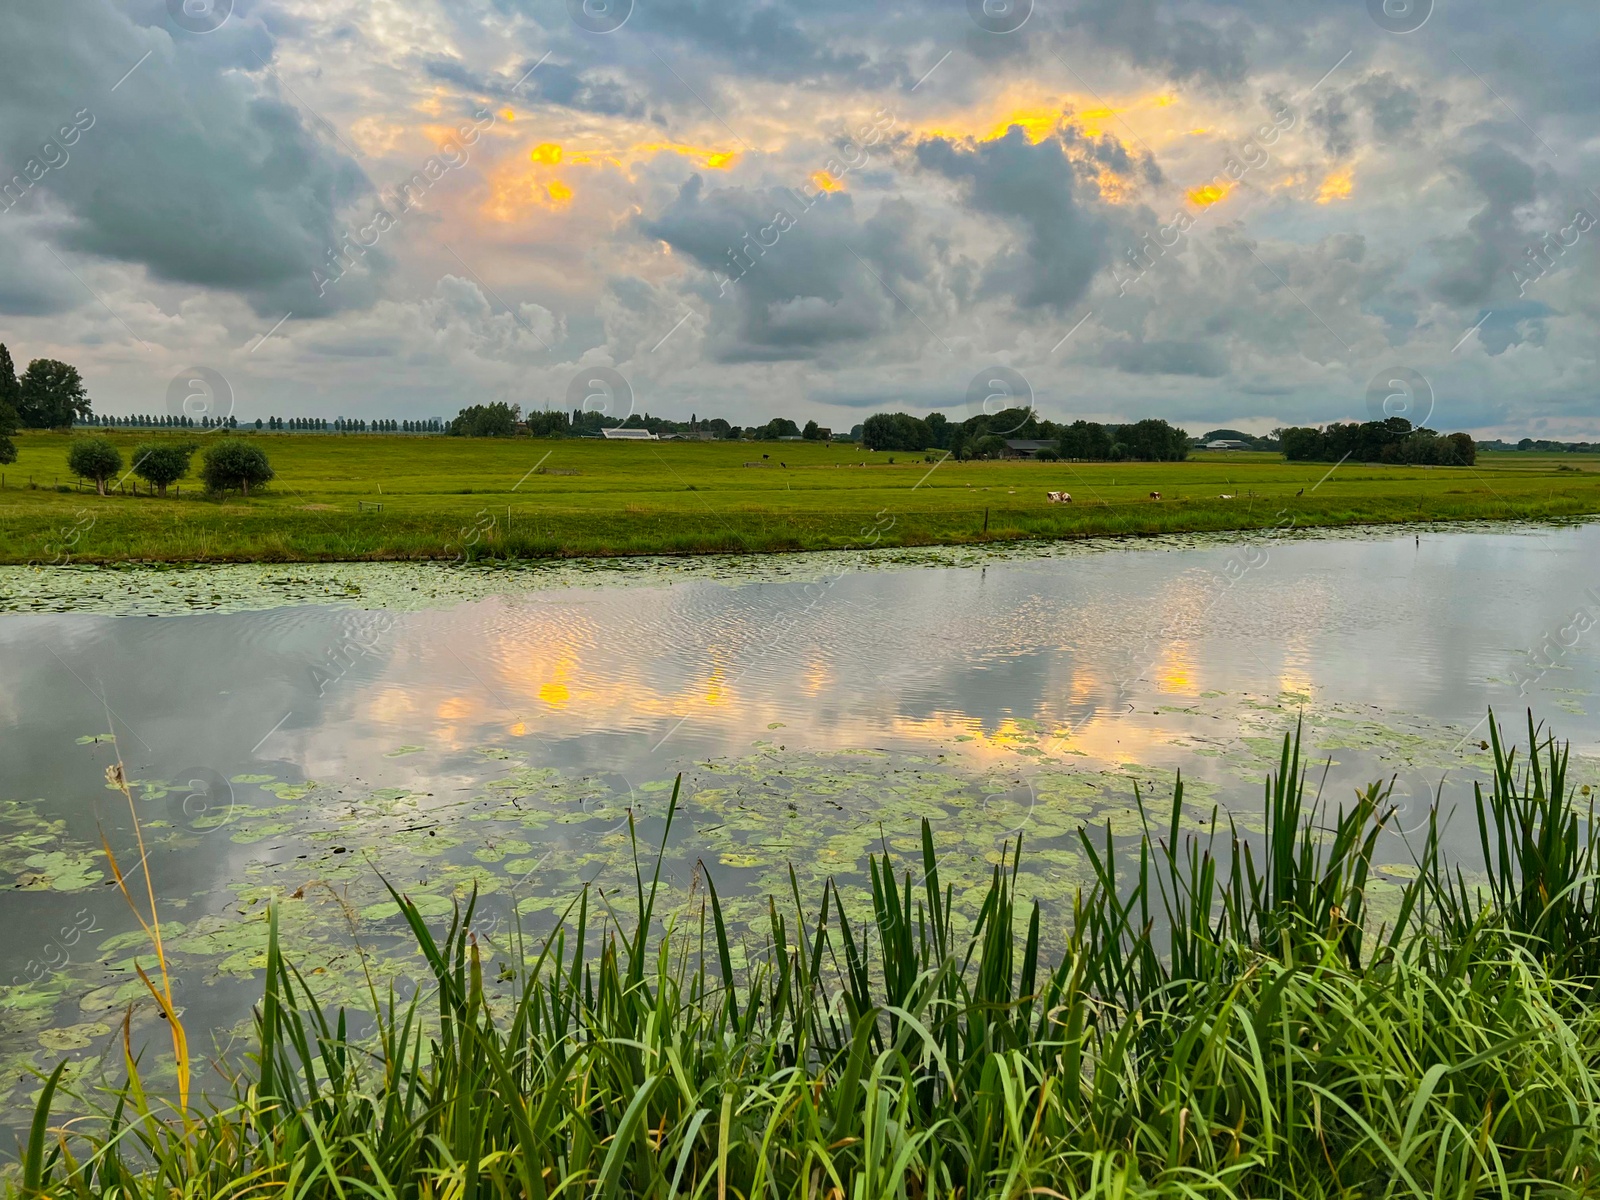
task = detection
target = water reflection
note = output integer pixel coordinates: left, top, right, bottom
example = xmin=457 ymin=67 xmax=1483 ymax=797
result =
xmin=1 ymin=523 xmax=1597 ymax=1116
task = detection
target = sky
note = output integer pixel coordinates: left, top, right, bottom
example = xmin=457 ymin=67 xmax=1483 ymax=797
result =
xmin=0 ymin=0 xmax=1596 ymax=437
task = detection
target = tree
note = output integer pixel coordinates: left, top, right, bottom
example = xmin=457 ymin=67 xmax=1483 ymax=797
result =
xmin=18 ymin=359 xmax=91 ymax=429
xmin=1446 ymin=432 xmax=1476 ymax=465
xmin=67 ymin=436 xmax=122 ymax=495
xmin=1119 ymin=418 xmax=1190 ymax=461
xmin=861 ymin=412 xmax=931 ymax=451
xmin=0 ymin=344 xmax=19 ymax=414
xmin=0 ymin=345 xmax=17 ymax=465
xmin=201 ymin=439 xmax=274 ymax=496
xmin=756 ymin=417 xmax=800 ymax=439
xmin=449 ymin=402 xmax=520 ymax=437
xmin=1059 ymin=420 xmax=1113 ymax=461
xmin=131 ymin=441 xmax=197 ymax=496
xmin=802 ymin=419 xmax=822 ymax=441
xmin=525 ymin=409 xmax=571 ymax=438
xmin=0 ymin=395 xmax=16 ymax=466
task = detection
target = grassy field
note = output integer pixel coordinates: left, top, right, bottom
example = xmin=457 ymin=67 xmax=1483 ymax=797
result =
xmin=15 ymin=716 xmax=1600 ymax=1197
xmin=4 ymin=430 xmax=1599 ymax=563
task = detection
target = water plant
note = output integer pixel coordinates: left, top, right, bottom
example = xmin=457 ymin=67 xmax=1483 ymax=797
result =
xmin=12 ymin=713 xmax=1600 ymax=1198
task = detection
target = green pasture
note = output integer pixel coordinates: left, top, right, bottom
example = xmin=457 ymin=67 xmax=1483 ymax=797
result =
xmin=3 ymin=431 xmax=1598 ymax=563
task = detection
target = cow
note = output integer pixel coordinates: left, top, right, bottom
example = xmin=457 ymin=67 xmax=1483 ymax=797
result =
xmin=1148 ymin=491 xmax=1162 ymax=500
xmin=1046 ymin=491 xmax=1072 ymax=503
xmin=1218 ymin=493 xmax=1235 ymax=499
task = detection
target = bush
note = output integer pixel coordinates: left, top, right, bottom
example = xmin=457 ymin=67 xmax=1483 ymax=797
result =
xmin=1034 ymin=447 xmax=1059 ymax=461
xmin=66 ymin=436 xmax=122 ymax=495
xmin=130 ymin=441 xmax=197 ymax=496
xmin=201 ymin=438 xmax=274 ymax=496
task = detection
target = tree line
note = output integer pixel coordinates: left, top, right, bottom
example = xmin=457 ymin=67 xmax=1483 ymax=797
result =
xmin=451 ymin=403 xmax=831 ymax=441
xmin=1278 ymin=418 xmax=1476 ymax=465
xmin=860 ymin=410 xmax=1192 ymax=461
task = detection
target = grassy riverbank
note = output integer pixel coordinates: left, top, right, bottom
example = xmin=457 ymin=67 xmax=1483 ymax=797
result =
xmin=15 ymin=714 xmax=1600 ymax=1198
xmin=3 ymin=431 xmax=1599 ymax=563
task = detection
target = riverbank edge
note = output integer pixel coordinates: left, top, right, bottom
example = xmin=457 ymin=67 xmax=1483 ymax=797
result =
xmin=3 ymin=513 xmax=1594 ymax=617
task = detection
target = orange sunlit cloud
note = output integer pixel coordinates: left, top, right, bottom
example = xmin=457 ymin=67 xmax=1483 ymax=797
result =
xmin=1316 ymin=169 xmax=1354 ymax=203
xmin=1187 ymin=182 xmax=1232 ymax=208
xmin=810 ymin=170 xmax=843 ymax=193
xmin=481 ymin=136 xmax=740 ymax=222
xmin=635 ymin=142 xmax=740 ymax=170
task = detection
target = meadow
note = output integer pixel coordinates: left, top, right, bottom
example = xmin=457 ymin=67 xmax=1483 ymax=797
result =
xmin=3 ymin=430 xmax=1599 ymax=563
xmin=13 ymin=714 xmax=1600 ymax=1198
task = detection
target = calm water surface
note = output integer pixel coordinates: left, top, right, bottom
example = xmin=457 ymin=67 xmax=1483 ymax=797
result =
xmin=2 ymin=523 xmax=1598 ymax=1119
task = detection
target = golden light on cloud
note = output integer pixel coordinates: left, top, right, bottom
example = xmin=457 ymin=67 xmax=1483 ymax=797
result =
xmin=483 ymin=168 xmax=577 ymax=220
xmin=634 ymin=142 xmax=739 ymax=170
xmin=810 ymin=170 xmax=843 ymax=193
xmin=500 ymin=109 xmax=515 ymax=122
xmin=984 ymin=108 xmax=1061 ymax=143
xmin=1073 ymin=107 xmax=1119 ymax=137
xmin=1316 ymin=169 xmax=1354 ymax=203
xmin=1187 ymin=182 xmax=1232 ymax=208
xmin=530 ymin=142 xmax=563 ymax=164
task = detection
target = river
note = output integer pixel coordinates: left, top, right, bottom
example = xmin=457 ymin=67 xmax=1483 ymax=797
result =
xmin=1 ymin=522 xmax=1597 ymax=1121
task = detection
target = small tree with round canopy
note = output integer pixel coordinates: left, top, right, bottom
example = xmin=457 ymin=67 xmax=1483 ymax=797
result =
xmin=131 ymin=441 xmax=197 ymax=496
xmin=200 ymin=439 xmax=274 ymax=497
xmin=67 ymin=436 xmax=123 ymax=495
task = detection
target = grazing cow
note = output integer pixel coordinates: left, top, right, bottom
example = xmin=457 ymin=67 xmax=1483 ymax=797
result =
xmin=1046 ymin=491 xmax=1072 ymax=503
xmin=1218 ymin=493 xmax=1235 ymax=499
xmin=1148 ymin=491 xmax=1162 ymax=500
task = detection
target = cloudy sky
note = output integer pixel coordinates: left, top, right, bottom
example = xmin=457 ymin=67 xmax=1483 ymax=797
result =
xmin=1 ymin=0 xmax=1595 ymax=436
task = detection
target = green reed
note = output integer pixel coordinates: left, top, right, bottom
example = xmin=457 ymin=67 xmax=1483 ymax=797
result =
xmin=13 ymin=711 xmax=1600 ymax=1198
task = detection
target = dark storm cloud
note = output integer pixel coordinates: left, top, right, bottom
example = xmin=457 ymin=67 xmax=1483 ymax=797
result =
xmin=1098 ymin=338 xmax=1229 ymax=377
xmin=1352 ymin=73 xmax=1424 ymax=142
xmin=1429 ymin=141 xmax=1540 ymax=310
xmin=639 ymin=176 xmax=944 ymax=362
xmin=0 ymin=223 xmax=78 ymax=316
xmin=0 ymin=0 xmax=375 ymax=316
xmin=421 ymin=58 xmax=653 ymax=122
xmin=915 ymin=127 xmax=1112 ymax=315
xmin=1062 ymin=0 xmax=1252 ymax=85
xmin=1308 ymin=94 xmax=1354 ymax=159
xmin=636 ymin=0 xmax=897 ymax=88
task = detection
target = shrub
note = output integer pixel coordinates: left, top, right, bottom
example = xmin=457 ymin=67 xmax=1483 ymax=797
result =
xmin=130 ymin=441 xmax=197 ymax=496
xmin=200 ymin=438 xmax=274 ymax=496
xmin=65 ymin=436 xmax=122 ymax=495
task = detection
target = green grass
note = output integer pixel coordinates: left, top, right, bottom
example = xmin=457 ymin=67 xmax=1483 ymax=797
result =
xmin=14 ymin=711 xmax=1600 ymax=1197
xmin=4 ymin=431 xmax=1599 ymax=563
